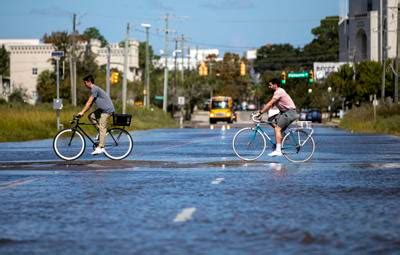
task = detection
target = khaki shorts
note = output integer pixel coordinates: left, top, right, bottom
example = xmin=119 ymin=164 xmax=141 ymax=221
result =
xmin=270 ymin=109 xmax=298 ymax=131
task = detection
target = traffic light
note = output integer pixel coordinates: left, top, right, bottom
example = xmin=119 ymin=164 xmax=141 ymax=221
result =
xmin=280 ymin=71 xmax=286 ymax=86
xmin=110 ymin=71 xmax=119 ymax=84
xmin=308 ymin=70 xmax=314 ymax=85
xmin=199 ymin=62 xmax=208 ymax=76
xmin=240 ymin=62 xmax=246 ymax=76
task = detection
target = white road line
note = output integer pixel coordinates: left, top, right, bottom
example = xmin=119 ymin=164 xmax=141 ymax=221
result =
xmin=173 ymin=207 xmax=197 ymax=223
xmin=211 ymin=177 xmax=225 ymax=185
xmin=0 ymin=178 xmax=41 ymax=191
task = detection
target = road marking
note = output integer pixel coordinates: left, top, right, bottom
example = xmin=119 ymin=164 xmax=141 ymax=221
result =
xmin=211 ymin=177 xmax=224 ymax=185
xmin=173 ymin=207 xmax=196 ymax=223
xmin=0 ymin=177 xmax=41 ymax=191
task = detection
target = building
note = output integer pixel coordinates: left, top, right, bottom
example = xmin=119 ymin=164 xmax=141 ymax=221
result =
xmin=93 ymin=39 xmax=140 ymax=81
xmin=339 ymin=0 xmax=399 ymax=62
xmin=155 ymin=48 xmax=220 ymax=71
xmin=0 ymin=39 xmax=55 ymax=104
xmin=0 ymin=38 xmax=140 ymax=104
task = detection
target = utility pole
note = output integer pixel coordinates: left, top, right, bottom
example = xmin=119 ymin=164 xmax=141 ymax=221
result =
xmin=163 ymin=14 xmax=169 ymax=112
xmin=70 ymin=13 xmax=77 ymax=106
xmin=180 ymin=34 xmax=185 ymax=82
xmin=122 ymin=23 xmax=130 ymax=114
xmin=380 ymin=0 xmax=383 ymax=62
xmin=141 ymin=23 xmax=151 ymax=108
xmin=395 ymin=7 xmax=400 ymax=104
xmin=106 ymin=45 xmax=111 ymax=96
xmin=173 ymin=38 xmax=179 ymax=115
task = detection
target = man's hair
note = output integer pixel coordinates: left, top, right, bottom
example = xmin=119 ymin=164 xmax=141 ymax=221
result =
xmin=83 ymin=75 xmax=95 ymax=84
xmin=269 ymin=78 xmax=280 ymax=87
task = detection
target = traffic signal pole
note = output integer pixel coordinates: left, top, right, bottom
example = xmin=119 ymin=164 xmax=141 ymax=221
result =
xmin=163 ymin=14 xmax=169 ymax=112
xmin=106 ymin=45 xmax=111 ymax=96
xmin=122 ymin=23 xmax=130 ymax=114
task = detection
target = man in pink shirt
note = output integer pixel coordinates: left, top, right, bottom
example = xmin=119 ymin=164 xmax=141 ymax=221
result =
xmin=255 ymin=78 xmax=298 ymax=157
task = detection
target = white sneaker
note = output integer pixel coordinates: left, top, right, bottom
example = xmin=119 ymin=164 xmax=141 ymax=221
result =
xmin=268 ymin=150 xmax=283 ymax=157
xmin=91 ymin=147 xmax=105 ymax=155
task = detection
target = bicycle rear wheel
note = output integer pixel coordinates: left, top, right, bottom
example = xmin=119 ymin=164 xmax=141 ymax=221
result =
xmin=282 ymin=129 xmax=315 ymax=163
xmin=103 ymin=128 xmax=133 ymax=160
xmin=232 ymin=127 xmax=266 ymax=161
xmin=53 ymin=129 xmax=85 ymax=161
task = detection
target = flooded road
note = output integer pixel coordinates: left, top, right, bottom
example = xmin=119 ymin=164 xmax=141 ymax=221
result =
xmin=0 ymin=126 xmax=400 ymax=254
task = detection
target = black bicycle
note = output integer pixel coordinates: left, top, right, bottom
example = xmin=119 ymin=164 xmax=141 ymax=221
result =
xmin=53 ymin=114 xmax=133 ymax=161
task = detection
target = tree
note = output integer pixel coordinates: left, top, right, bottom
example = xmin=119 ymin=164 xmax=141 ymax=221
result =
xmin=82 ymin=27 xmax=108 ymax=47
xmin=0 ymin=45 xmax=9 ymax=76
xmin=42 ymin=31 xmax=70 ymax=61
xmin=254 ymin=44 xmax=301 ymax=72
xmin=303 ymin=16 xmax=339 ymax=65
xmin=138 ymin=41 xmax=155 ymax=70
xmin=37 ymin=70 xmax=56 ymax=103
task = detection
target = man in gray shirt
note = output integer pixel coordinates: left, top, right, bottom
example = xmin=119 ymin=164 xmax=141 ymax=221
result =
xmin=78 ymin=75 xmax=115 ymax=155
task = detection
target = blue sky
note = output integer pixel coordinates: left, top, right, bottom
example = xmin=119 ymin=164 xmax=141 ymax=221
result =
xmin=0 ymin=0 xmax=339 ymax=55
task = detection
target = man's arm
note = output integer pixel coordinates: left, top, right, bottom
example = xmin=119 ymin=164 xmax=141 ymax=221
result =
xmin=259 ymin=98 xmax=277 ymax=114
xmin=78 ymin=95 xmax=95 ymax=116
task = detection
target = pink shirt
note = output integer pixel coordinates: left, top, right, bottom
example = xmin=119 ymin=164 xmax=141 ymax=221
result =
xmin=272 ymin=88 xmax=296 ymax=112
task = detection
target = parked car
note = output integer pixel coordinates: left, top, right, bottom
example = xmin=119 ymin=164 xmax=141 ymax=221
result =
xmin=306 ymin=109 xmax=322 ymax=123
xmin=299 ymin=110 xmax=308 ymax=121
xmin=247 ymin=103 xmax=257 ymax=111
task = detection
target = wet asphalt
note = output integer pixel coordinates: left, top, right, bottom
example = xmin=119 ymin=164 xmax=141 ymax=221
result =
xmin=0 ymin=125 xmax=400 ymax=254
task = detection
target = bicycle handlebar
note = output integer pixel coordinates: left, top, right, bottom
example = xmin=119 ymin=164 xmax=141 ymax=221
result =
xmin=251 ymin=112 xmax=263 ymax=123
xmin=70 ymin=114 xmax=82 ymax=124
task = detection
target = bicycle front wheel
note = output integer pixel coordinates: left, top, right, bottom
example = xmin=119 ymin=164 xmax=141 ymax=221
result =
xmin=103 ymin=128 xmax=133 ymax=160
xmin=53 ymin=129 xmax=85 ymax=161
xmin=232 ymin=127 xmax=266 ymax=161
xmin=282 ymin=129 xmax=315 ymax=163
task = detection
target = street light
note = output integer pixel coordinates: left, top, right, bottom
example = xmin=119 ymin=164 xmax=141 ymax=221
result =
xmin=141 ymin=23 xmax=151 ymax=108
xmin=328 ymin=86 xmax=332 ymax=120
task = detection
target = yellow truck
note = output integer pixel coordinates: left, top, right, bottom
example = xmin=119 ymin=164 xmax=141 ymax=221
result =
xmin=209 ymin=96 xmax=236 ymax=124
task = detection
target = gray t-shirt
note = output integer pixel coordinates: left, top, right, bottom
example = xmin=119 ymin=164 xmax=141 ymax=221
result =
xmin=91 ymin=85 xmax=115 ymax=113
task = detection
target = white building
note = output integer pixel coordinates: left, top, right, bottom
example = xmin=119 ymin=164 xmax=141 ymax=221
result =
xmin=93 ymin=39 xmax=140 ymax=81
xmin=155 ymin=48 xmax=221 ymax=71
xmin=0 ymin=38 xmax=140 ymax=104
xmin=0 ymin=39 xmax=55 ymax=104
xmin=339 ymin=0 xmax=399 ymax=62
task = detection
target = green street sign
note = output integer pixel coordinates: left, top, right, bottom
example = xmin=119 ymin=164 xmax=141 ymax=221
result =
xmin=155 ymin=96 xmax=164 ymax=100
xmin=288 ymin=71 xmax=309 ymax=79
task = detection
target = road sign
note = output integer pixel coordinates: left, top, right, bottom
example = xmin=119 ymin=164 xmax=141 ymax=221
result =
xmin=155 ymin=96 xmax=163 ymax=100
xmin=178 ymin=96 xmax=185 ymax=105
xmin=51 ymin=51 xmax=64 ymax=58
xmin=288 ymin=71 xmax=309 ymax=79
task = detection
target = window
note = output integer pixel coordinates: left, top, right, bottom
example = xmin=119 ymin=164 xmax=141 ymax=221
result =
xmin=32 ymin=68 xmax=38 ymax=75
xmin=367 ymin=0 xmax=372 ymax=11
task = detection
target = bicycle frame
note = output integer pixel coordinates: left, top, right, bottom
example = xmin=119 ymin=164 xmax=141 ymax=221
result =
xmin=253 ymin=122 xmax=314 ymax=148
xmin=69 ymin=118 xmax=99 ymax=147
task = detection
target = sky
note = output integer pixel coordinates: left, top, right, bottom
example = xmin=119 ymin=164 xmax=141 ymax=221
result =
xmin=0 ymin=0 xmax=340 ymax=55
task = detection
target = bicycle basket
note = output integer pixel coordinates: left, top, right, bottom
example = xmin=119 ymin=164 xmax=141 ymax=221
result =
xmin=113 ymin=113 xmax=132 ymax=126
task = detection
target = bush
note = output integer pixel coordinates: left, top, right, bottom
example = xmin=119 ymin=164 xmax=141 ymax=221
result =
xmin=340 ymin=104 xmax=400 ymax=135
xmin=0 ymin=104 xmax=178 ymax=142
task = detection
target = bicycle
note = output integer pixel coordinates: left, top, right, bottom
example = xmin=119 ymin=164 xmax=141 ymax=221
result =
xmin=53 ymin=114 xmax=133 ymax=161
xmin=232 ymin=113 xmax=315 ymax=163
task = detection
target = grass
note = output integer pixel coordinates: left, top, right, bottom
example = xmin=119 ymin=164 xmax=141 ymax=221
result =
xmin=340 ymin=104 xmax=400 ymax=136
xmin=0 ymin=103 xmax=178 ymax=142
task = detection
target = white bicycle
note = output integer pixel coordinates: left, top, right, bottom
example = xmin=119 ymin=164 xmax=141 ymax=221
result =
xmin=232 ymin=113 xmax=315 ymax=163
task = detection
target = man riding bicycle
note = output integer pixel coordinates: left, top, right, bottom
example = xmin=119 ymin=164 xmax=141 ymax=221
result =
xmin=78 ymin=75 xmax=115 ymax=155
xmin=255 ymin=78 xmax=298 ymax=157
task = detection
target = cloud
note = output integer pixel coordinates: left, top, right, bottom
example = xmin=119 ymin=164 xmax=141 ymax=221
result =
xmin=200 ymin=0 xmax=256 ymax=10
xmin=30 ymin=6 xmax=72 ymax=17
xmin=146 ymin=0 xmax=175 ymax=11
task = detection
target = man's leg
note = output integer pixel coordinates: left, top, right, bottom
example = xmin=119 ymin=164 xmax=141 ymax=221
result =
xmin=268 ymin=126 xmax=283 ymax=157
xmin=98 ymin=113 xmax=111 ymax=148
xmin=88 ymin=110 xmax=101 ymax=131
